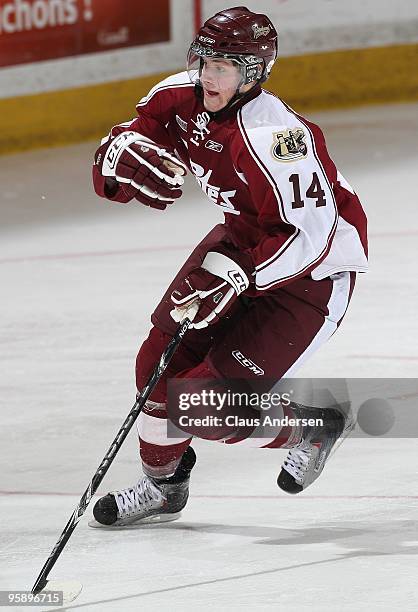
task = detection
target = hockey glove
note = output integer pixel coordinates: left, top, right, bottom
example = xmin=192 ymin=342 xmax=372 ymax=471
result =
xmin=95 ymin=131 xmax=187 ymax=210
xmin=170 ymin=251 xmax=250 ymax=330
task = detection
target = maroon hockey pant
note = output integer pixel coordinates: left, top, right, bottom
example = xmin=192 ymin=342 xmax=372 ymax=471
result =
xmin=135 ymin=225 xmax=356 ymax=476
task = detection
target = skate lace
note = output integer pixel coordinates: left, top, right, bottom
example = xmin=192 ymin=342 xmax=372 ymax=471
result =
xmin=283 ymin=445 xmax=312 ymax=483
xmin=115 ymin=476 xmax=164 ymax=518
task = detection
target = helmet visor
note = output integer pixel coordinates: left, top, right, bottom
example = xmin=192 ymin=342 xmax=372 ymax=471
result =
xmin=187 ymin=43 xmax=245 ymax=93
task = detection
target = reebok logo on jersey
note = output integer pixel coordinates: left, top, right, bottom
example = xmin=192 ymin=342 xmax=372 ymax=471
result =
xmin=176 ymin=115 xmax=188 ymax=132
xmin=205 ymin=140 xmax=223 ymax=153
xmin=232 ymin=351 xmax=265 ymax=376
xmin=271 ymin=128 xmax=308 ymax=162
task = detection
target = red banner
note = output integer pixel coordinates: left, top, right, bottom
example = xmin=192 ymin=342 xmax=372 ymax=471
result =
xmin=0 ymin=0 xmax=170 ymax=68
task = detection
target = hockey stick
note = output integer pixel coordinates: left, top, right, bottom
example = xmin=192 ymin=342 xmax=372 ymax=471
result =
xmin=31 ymin=315 xmax=194 ymax=597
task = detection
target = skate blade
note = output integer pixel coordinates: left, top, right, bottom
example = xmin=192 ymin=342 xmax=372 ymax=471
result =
xmin=43 ymin=579 xmax=83 ymax=604
xmin=88 ymin=512 xmax=182 ymax=529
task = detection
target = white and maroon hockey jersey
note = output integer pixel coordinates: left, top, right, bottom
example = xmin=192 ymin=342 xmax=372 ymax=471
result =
xmin=93 ymin=71 xmax=368 ymax=291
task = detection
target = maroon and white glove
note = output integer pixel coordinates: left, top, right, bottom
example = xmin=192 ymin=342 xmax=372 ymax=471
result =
xmin=94 ymin=131 xmax=187 ymax=210
xmin=170 ymin=252 xmax=250 ymax=329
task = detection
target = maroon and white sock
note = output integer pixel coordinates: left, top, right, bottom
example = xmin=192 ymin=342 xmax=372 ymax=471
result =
xmin=137 ymin=399 xmax=192 ymax=479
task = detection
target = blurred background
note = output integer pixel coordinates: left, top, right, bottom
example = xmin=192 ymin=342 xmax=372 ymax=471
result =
xmin=1 ymin=0 xmax=417 ymax=154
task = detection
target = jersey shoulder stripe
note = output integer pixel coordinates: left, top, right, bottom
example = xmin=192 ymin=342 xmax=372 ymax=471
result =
xmin=136 ymin=71 xmax=194 ymax=108
xmin=237 ymin=92 xmax=288 ymax=223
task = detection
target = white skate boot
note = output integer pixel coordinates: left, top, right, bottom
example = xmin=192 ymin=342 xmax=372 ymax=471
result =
xmin=90 ymin=446 xmax=196 ymax=527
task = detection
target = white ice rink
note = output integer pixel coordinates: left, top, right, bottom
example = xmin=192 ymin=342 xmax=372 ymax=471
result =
xmin=1 ymin=102 xmax=417 ymax=611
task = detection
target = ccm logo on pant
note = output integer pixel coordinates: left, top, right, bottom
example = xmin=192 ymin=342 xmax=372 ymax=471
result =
xmin=232 ymin=350 xmax=265 ymax=376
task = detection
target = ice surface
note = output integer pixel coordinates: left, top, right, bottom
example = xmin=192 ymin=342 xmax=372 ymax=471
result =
xmin=0 ymin=103 xmax=417 ymax=611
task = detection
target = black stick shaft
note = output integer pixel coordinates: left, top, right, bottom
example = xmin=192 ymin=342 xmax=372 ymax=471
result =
xmin=32 ymin=318 xmax=191 ymax=594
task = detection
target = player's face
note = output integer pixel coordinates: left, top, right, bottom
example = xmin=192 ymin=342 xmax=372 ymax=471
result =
xmin=201 ymin=59 xmax=251 ymax=112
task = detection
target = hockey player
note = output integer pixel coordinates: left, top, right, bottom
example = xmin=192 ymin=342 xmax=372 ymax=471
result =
xmin=91 ymin=7 xmax=368 ymax=527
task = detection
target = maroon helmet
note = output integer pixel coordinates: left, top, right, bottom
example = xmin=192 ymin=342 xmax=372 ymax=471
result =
xmin=187 ymin=6 xmax=278 ymax=87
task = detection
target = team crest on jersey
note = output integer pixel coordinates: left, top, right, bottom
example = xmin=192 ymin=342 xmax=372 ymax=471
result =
xmin=190 ymin=112 xmax=211 ymax=147
xmin=271 ymin=128 xmax=308 ymax=162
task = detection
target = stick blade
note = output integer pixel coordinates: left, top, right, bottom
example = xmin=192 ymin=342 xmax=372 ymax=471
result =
xmin=45 ymin=580 xmax=83 ymax=604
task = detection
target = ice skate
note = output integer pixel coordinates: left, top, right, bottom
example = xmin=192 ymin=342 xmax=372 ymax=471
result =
xmin=89 ymin=446 xmax=196 ymax=527
xmin=277 ymin=403 xmax=353 ymax=494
